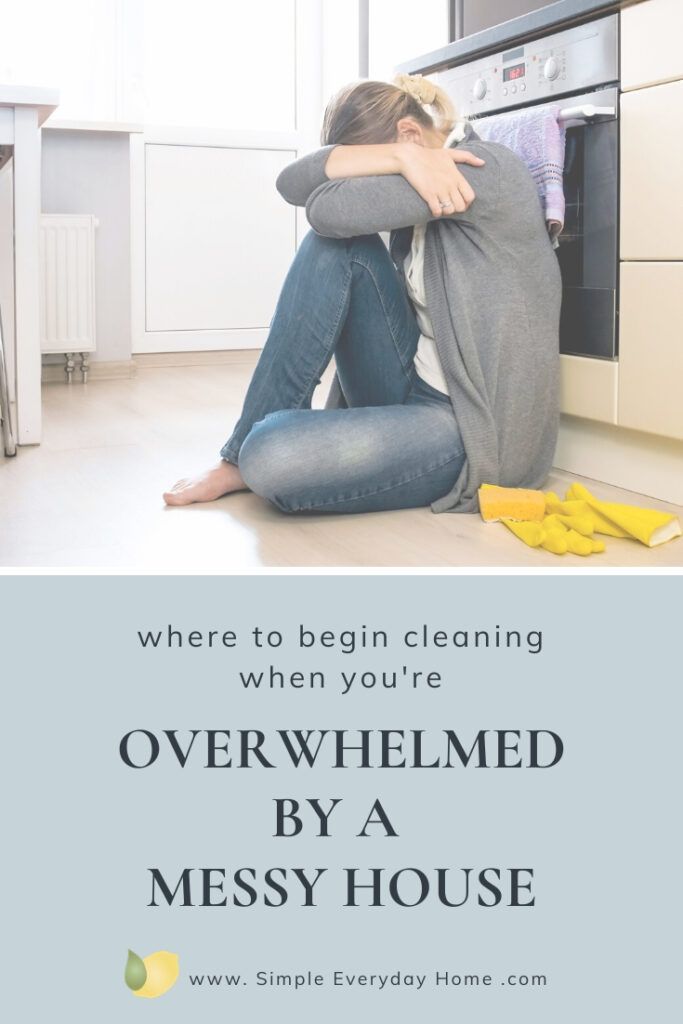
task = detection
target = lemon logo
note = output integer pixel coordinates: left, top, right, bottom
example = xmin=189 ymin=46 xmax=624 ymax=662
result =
xmin=125 ymin=949 xmax=179 ymax=998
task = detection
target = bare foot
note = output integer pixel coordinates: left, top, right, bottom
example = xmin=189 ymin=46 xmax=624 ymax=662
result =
xmin=163 ymin=460 xmax=247 ymax=506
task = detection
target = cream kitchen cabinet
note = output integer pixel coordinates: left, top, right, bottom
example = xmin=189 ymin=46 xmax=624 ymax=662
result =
xmin=560 ymin=355 xmax=618 ymax=425
xmin=560 ymin=5 xmax=683 ymax=437
xmin=620 ymin=80 xmax=683 ymax=260
xmin=618 ymin=262 xmax=683 ymax=441
xmin=553 ymin=1 xmax=683 ymax=501
xmin=621 ymin=0 xmax=683 ymax=92
xmin=618 ymin=3 xmax=683 ymax=445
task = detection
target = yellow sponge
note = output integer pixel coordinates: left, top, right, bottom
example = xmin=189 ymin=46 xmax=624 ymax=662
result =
xmin=478 ymin=484 xmax=546 ymax=523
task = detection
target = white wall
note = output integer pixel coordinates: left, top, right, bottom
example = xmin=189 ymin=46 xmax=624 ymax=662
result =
xmin=41 ymin=129 xmax=131 ymax=363
xmin=131 ymin=0 xmax=331 ymax=355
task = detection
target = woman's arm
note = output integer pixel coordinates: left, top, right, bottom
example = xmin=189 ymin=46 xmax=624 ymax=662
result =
xmin=326 ymin=142 xmax=484 ymax=217
xmin=306 ymin=141 xmax=500 ymax=238
xmin=275 ymin=146 xmax=335 ymax=207
xmin=276 ymin=142 xmax=485 ymax=214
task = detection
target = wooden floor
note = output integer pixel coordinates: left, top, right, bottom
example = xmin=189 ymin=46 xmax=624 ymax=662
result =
xmin=1 ymin=360 xmax=682 ymax=569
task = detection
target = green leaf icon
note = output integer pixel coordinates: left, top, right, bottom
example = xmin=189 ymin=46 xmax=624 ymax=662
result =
xmin=125 ymin=949 xmax=147 ymax=991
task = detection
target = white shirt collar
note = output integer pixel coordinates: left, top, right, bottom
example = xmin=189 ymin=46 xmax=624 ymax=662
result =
xmin=444 ymin=120 xmax=469 ymax=148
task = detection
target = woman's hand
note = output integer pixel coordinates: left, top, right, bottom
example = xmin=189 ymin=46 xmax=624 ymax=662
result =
xmin=396 ymin=143 xmax=485 ymax=217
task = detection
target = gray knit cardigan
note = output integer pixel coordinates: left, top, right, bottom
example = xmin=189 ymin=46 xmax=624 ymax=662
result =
xmin=276 ymin=124 xmax=562 ymax=513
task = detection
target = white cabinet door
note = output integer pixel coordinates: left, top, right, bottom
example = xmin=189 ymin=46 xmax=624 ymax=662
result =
xmin=621 ymin=0 xmax=683 ymax=91
xmin=618 ymin=262 xmax=683 ymax=441
xmin=620 ymin=80 xmax=683 ymax=260
xmin=145 ymin=144 xmax=296 ymax=344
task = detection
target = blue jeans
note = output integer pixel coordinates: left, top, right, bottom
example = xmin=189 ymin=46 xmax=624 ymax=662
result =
xmin=220 ymin=231 xmax=465 ymax=514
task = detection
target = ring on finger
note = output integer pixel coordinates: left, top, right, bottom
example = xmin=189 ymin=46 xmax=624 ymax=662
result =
xmin=439 ymin=199 xmax=454 ymax=209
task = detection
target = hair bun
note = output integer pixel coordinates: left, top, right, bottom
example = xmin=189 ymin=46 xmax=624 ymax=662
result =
xmin=394 ymin=73 xmax=438 ymax=107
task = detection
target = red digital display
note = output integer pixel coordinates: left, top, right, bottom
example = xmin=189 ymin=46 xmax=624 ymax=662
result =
xmin=503 ymin=63 xmax=526 ymax=82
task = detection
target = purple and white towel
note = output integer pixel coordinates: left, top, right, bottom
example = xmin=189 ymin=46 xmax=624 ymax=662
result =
xmin=474 ymin=106 xmax=566 ymax=244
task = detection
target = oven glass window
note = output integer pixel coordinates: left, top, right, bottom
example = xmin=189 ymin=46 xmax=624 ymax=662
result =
xmin=556 ymin=120 xmax=618 ymax=358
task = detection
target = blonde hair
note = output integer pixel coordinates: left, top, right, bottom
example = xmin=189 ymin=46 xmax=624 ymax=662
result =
xmin=321 ymin=74 xmax=456 ymax=146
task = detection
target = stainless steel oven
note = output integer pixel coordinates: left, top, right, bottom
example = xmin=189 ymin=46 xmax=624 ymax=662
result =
xmin=435 ymin=14 xmax=620 ymax=359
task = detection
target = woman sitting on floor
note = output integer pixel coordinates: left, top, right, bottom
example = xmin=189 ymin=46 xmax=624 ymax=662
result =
xmin=164 ymin=74 xmax=561 ymax=514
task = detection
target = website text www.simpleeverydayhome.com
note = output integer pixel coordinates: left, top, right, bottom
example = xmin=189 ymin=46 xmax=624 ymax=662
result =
xmin=187 ymin=969 xmax=548 ymax=991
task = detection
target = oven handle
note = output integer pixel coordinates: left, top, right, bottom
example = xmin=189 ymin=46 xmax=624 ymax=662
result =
xmin=558 ymin=104 xmax=616 ymax=123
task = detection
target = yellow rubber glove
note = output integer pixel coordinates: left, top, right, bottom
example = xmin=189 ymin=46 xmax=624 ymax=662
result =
xmin=501 ymin=515 xmax=606 ymax=556
xmin=546 ymin=483 xmax=681 ymax=547
xmin=479 ymin=481 xmax=679 ymax=555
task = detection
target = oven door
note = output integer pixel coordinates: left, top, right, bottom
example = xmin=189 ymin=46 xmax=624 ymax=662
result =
xmin=475 ymin=87 xmax=618 ymax=359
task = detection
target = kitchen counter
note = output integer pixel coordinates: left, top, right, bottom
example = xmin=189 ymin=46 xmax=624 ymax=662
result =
xmin=0 ymin=84 xmax=59 ymax=171
xmin=43 ymin=119 xmax=143 ymax=134
xmin=0 ymin=82 xmax=59 ymax=125
xmin=397 ymin=0 xmax=646 ymax=73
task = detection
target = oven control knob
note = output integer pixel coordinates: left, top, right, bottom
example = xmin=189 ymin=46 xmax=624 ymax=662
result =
xmin=473 ymin=78 xmax=487 ymax=100
xmin=544 ymin=57 xmax=560 ymax=80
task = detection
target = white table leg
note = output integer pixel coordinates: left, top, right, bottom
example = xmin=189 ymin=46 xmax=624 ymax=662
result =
xmin=12 ymin=106 xmax=42 ymax=444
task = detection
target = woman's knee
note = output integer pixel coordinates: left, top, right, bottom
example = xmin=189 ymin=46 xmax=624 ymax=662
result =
xmin=238 ymin=414 xmax=299 ymax=512
xmin=299 ymin=229 xmax=384 ymax=266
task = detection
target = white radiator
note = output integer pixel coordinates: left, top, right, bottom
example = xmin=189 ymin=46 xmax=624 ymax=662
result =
xmin=40 ymin=215 xmax=98 ymax=372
